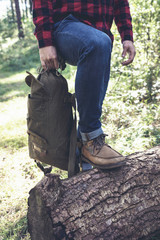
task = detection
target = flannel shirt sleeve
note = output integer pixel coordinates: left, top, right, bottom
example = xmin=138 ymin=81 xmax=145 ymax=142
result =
xmin=114 ymin=0 xmax=133 ymax=42
xmin=33 ymin=0 xmax=55 ymax=48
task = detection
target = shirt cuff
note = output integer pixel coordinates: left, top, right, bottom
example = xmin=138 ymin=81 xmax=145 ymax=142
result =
xmin=122 ymin=35 xmax=134 ymax=43
xmin=121 ymin=30 xmax=134 ymax=43
xmin=35 ymin=30 xmax=55 ymax=48
xmin=38 ymin=38 xmax=55 ymax=48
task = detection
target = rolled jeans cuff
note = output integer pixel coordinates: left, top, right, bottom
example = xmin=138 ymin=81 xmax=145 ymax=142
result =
xmin=80 ymin=128 xmax=103 ymax=142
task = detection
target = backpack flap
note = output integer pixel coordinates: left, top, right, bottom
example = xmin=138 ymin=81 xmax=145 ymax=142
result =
xmin=25 ymin=71 xmax=47 ymax=98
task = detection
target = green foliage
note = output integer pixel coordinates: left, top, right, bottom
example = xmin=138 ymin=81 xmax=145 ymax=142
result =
xmin=0 ymin=135 xmax=27 ymax=150
xmin=102 ymin=98 xmax=160 ymax=155
xmin=111 ymin=0 xmax=160 ymax=103
xmin=0 ymin=18 xmax=39 ymax=72
xmin=103 ymin=0 xmax=160 ymax=154
xmin=1 ymin=216 xmax=29 ymax=240
xmin=0 ymin=15 xmax=16 ymax=39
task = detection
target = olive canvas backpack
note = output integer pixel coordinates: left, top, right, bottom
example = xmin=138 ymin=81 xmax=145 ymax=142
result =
xmin=25 ymin=70 xmax=77 ymax=177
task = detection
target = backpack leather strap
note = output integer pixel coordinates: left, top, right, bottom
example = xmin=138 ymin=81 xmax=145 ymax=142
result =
xmin=35 ymin=160 xmax=52 ymax=175
xmin=68 ymin=94 xmax=77 ymax=178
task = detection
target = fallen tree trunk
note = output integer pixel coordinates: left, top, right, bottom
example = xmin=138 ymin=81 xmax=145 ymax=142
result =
xmin=28 ymin=145 xmax=160 ymax=240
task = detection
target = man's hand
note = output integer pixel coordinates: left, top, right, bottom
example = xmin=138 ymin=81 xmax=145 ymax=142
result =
xmin=122 ymin=40 xmax=136 ymax=66
xmin=39 ymin=46 xmax=59 ymax=70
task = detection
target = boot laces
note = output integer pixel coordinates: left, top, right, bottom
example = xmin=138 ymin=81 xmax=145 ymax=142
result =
xmin=93 ymin=134 xmax=108 ymax=153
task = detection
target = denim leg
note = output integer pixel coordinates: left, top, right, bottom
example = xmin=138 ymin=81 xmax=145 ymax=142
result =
xmin=53 ymin=15 xmax=112 ymax=141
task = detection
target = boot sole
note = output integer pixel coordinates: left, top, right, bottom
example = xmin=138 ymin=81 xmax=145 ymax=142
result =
xmin=81 ymin=155 xmax=126 ymax=170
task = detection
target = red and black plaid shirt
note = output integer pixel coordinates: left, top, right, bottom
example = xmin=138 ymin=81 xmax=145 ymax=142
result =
xmin=33 ymin=0 xmax=133 ymax=48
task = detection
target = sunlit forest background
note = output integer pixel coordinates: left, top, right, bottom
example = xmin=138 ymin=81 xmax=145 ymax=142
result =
xmin=0 ymin=0 xmax=160 ymax=239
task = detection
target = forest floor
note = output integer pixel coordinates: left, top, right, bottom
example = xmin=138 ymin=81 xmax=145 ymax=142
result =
xmin=0 ymin=21 xmax=160 ymax=239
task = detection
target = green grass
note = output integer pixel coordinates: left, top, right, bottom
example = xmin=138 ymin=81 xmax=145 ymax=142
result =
xmin=0 ymin=71 xmax=40 ymax=240
xmin=1 ymin=217 xmax=30 ymax=240
xmin=102 ymin=96 xmax=160 ymax=155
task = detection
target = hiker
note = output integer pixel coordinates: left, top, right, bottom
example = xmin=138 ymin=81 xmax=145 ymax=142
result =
xmin=32 ymin=0 xmax=136 ymax=170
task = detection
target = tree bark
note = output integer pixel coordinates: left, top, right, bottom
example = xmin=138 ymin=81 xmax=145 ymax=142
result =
xmin=21 ymin=0 xmax=25 ymax=20
xmin=10 ymin=0 xmax=15 ymax=22
xmin=28 ymin=145 xmax=160 ymax=240
xmin=14 ymin=0 xmax=24 ymax=38
xmin=28 ymin=0 xmax=32 ymax=14
xmin=24 ymin=0 xmax=28 ymax=18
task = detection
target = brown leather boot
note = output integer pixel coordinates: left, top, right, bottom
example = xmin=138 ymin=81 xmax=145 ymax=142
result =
xmin=81 ymin=134 xmax=125 ymax=169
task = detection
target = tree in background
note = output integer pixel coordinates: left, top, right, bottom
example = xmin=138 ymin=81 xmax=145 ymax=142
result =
xmin=10 ymin=0 xmax=15 ymax=22
xmin=14 ymin=0 xmax=24 ymax=38
xmin=24 ymin=0 xmax=28 ymax=18
xmin=29 ymin=0 xmax=32 ymax=14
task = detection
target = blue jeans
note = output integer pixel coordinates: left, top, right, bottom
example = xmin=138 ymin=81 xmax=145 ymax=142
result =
xmin=53 ymin=14 xmax=112 ymax=142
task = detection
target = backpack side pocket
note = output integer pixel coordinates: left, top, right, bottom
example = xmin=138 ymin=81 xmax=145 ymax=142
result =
xmin=27 ymin=129 xmax=48 ymax=161
xmin=27 ymin=93 xmax=49 ymax=164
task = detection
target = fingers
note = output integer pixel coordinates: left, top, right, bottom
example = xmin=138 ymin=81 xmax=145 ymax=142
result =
xmin=122 ymin=47 xmax=127 ymax=59
xmin=122 ymin=50 xmax=134 ymax=65
xmin=42 ymin=56 xmax=58 ymax=70
xmin=54 ymin=58 xmax=59 ymax=69
xmin=39 ymin=46 xmax=59 ymax=70
xmin=122 ymin=40 xmax=136 ymax=66
xmin=41 ymin=59 xmax=47 ymax=71
xmin=46 ymin=58 xmax=59 ymax=70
